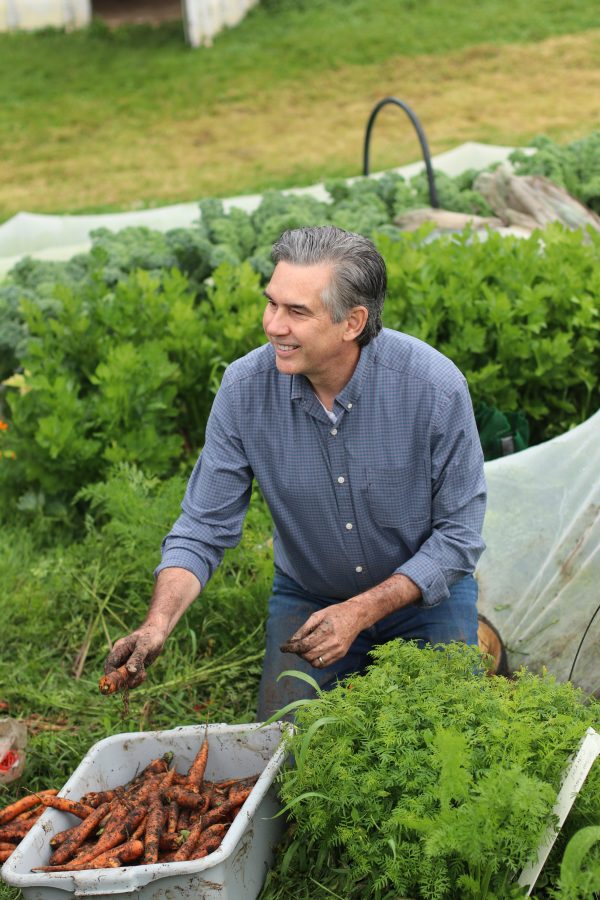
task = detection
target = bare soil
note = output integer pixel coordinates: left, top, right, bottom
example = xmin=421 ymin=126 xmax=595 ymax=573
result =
xmin=92 ymin=0 xmax=181 ymax=27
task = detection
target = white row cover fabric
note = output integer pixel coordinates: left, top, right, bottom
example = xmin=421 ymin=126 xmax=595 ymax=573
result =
xmin=478 ymin=410 xmax=600 ymax=697
xmin=182 ymin=0 xmax=259 ymax=48
xmin=0 ymin=0 xmax=90 ymax=30
xmin=0 ymin=0 xmax=257 ymax=45
xmin=0 ymin=142 xmax=533 ymax=275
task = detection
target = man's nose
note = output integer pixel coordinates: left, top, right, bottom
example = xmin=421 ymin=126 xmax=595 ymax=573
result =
xmin=266 ymin=306 xmax=290 ymax=334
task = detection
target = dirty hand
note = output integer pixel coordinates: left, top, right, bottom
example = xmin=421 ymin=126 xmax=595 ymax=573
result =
xmin=104 ymin=624 xmax=167 ymax=689
xmin=280 ymin=602 xmax=361 ymax=668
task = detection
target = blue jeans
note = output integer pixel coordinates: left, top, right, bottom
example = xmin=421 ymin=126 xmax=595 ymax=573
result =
xmin=256 ymin=571 xmax=478 ymax=720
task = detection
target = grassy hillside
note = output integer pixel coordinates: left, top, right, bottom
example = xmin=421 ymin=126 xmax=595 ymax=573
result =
xmin=0 ymin=0 xmax=599 ymax=218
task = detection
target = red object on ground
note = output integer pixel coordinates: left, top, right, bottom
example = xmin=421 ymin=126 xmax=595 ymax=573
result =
xmin=0 ymin=751 xmax=19 ymax=773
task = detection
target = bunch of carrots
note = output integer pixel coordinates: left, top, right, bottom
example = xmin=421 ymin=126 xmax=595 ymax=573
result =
xmin=0 ymin=731 xmax=258 ymax=871
xmin=0 ymin=790 xmax=59 ymax=863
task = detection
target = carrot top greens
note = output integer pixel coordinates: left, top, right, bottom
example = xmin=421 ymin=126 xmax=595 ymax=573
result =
xmin=267 ymin=641 xmax=600 ymax=900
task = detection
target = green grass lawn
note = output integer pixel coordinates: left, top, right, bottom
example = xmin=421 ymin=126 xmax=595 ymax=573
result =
xmin=0 ymin=0 xmax=599 ymax=218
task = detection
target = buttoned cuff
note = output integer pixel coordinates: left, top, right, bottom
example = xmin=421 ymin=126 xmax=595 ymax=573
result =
xmin=154 ymin=551 xmax=210 ymax=590
xmin=395 ymin=555 xmax=450 ymax=608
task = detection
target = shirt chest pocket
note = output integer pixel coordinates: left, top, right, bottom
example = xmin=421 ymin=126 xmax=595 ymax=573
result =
xmin=366 ymin=465 xmax=431 ymax=528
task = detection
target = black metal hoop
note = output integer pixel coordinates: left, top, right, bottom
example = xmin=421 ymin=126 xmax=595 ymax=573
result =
xmin=362 ymin=97 xmax=439 ymax=208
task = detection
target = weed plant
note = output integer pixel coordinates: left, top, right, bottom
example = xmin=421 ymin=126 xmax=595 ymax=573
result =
xmin=0 ymin=464 xmax=273 ymax=803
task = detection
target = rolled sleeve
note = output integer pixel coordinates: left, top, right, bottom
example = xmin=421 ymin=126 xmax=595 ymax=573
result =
xmin=396 ymin=377 xmax=486 ymax=606
xmin=155 ymin=372 xmax=253 ymax=587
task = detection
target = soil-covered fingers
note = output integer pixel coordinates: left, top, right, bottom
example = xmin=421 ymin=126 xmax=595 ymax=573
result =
xmin=103 ymin=628 xmax=166 ymax=689
xmin=282 ymin=604 xmax=361 ymax=666
xmin=279 ymin=612 xmax=329 ymax=655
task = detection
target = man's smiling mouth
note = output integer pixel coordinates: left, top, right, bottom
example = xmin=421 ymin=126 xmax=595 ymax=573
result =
xmin=275 ymin=343 xmax=299 ymax=352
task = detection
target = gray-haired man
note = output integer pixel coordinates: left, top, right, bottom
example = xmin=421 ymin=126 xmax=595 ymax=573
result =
xmin=105 ymin=226 xmax=486 ymax=718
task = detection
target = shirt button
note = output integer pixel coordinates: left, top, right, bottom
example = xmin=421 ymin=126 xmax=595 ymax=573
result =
xmin=355 ymin=565 xmax=363 ymax=573
xmin=337 ymin=476 xmax=345 ymax=484
xmin=345 ymin=522 xmax=353 ymax=530
xmin=347 ymin=402 xmax=353 ymax=409
xmin=330 ymin=428 xmax=338 ymax=436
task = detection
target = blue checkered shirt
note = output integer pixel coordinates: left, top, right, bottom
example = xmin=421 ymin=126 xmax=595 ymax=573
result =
xmin=157 ymin=328 xmax=486 ymax=606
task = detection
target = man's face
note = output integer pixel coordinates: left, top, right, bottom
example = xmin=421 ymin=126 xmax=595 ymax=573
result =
xmin=263 ymin=261 xmax=360 ymax=389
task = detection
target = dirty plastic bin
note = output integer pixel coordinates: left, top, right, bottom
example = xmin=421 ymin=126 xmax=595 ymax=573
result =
xmin=1 ymin=722 xmax=290 ymax=900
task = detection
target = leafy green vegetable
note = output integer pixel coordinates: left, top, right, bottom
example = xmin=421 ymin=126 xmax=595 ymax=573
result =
xmin=510 ymin=132 xmax=600 ymax=213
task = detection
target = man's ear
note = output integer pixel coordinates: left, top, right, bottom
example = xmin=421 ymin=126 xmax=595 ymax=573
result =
xmin=343 ymin=306 xmax=369 ymax=341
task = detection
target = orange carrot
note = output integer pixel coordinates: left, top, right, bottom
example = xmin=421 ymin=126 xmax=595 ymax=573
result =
xmin=98 ymin=666 xmax=130 ymax=695
xmin=133 ymin=754 xmax=172 ymax=783
xmin=159 ymin=831 xmax=186 ymax=853
xmin=142 ymin=796 xmax=165 ymax=865
xmin=177 ymin=807 xmax=191 ymax=831
xmin=192 ymin=823 xmax=228 ymax=859
xmin=0 ymin=842 xmax=17 ymax=851
xmin=228 ymin=784 xmax=253 ymax=807
xmin=214 ymin=774 xmax=258 ymax=792
xmin=0 ymin=848 xmax=15 ymax=863
xmin=171 ymin=819 xmax=204 ymax=862
xmin=84 ymin=803 xmax=146 ymax=862
xmin=194 ymin=836 xmax=223 ymax=859
xmin=186 ymin=728 xmax=209 ymax=790
xmin=0 ymin=821 xmax=35 ymax=841
xmin=48 ymin=802 xmax=110 ymax=867
xmin=80 ymin=789 xmax=123 ymax=808
xmin=164 ymin=786 xmax=210 ymax=810
xmin=166 ymin=800 xmax=179 ymax=834
xmin=34 ymin=838 xmax=144 ymax=872
xmin=0 ymin=790 xmax=58 ymax=827
xmin=40 ymin=797 xmax=94 ymax=819
xmin=15 ymin=805 xmax=42 ymax=822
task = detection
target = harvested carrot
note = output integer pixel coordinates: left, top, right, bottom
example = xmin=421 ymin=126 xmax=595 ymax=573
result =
xmin=159 ymin=831 xmax=186 ymax=853
xmin=128 ymin=776 xmax=162 ymax=807
xmin=80 ymin=788 xmax=123 ymax=808
xmin=0 ymin=821 xmax=36 ymax=842
xmin=142 ymin=796 xmax=165 ymax=865
xmin=133 ymin=754 xmax=172 ymax=783
xmin=194 ymin=837 xmax=224 ymax=859
xmin=176 ymin=807 xmax=191 ymax=831
xmin=0 ymin=790 xmax=58 ymax=827
xmin=193 ymin=823 xmax=229 ymax=859
xmin=160 ymin=767 xmax=177 ymax=791
xmin=0 ymin=841 xmax=17 ymax=851
xmin=98 ymin=666 xmax=130 ymax=695
xmin=214 ymin=775 xmax=258 ymax=792
xmin=166 ymin=800 xmax=179 ymax=834
xmin=164 ymin=786 xmax=210 ymax=810
xmin=186 ymin=727 xmax=209 ymax=790
xmin=48 ymin=802 xmax=110 ymax=867
xmin=39 ymin=797 xmax=94 ymax=819
xmin=0 ymin=848 xmax=15 ymax=863
xmin=228 ymin=784 xmax=253 ymax=807
xmin=171 ymin=819 xmax=205 ymax=862
xmin=34 ymin=838 xmax=145 ymax=872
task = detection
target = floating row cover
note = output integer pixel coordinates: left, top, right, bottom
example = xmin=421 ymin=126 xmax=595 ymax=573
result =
xmin=477 ymin=408 xmax=600 ymax=697
xmin=0 ymin=0 xmax=91 ymax=30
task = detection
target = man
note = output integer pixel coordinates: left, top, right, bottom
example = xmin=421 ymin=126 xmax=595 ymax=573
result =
xmin=105 ymin=226 xmax=486 ymax=719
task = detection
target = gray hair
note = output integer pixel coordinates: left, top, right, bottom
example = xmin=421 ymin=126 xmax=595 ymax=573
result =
xmin=271 ymin=226 xmax=386 ymax=347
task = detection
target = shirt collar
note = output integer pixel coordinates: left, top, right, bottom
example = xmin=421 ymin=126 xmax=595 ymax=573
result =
xmin=289 ymin=335 xmax=378 ymax=405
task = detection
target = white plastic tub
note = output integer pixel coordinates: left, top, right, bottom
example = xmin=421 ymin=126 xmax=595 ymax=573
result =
xmin=1 ymin=722 xmax=290 ymax=900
